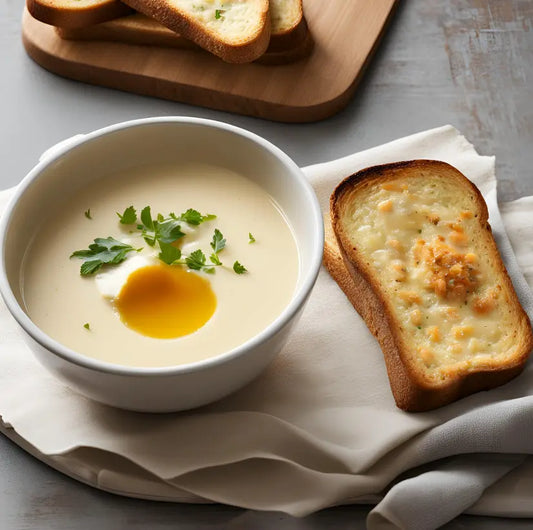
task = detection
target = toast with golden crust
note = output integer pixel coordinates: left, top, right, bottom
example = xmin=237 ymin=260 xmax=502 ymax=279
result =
xmin=55 ymin=1 xmax=312 ymax=65
xmin=118 ymin=0 xmax=271 ymax=63
xmin=326 ymin=160 xmax=533 ymax=412
xmin=26 ymin=0 xmax=132 ymax=29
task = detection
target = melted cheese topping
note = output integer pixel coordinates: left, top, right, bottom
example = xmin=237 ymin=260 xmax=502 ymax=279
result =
xmin=346 ymin=179 xmax=515 ymax=378
xmin=177 ymin=0 xmax=265 ymax=40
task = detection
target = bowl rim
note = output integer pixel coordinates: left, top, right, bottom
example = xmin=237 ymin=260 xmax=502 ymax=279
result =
xmin=0 ymin=116 xmax=324 ymax=377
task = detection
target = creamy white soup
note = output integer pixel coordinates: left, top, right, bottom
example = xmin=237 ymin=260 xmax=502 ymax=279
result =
xmin=21 ymin=162 xmax=299 ymax=367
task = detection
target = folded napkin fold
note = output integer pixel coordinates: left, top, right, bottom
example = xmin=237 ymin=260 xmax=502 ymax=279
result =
xmin=1 ymin=125 xmax=532 ymax=530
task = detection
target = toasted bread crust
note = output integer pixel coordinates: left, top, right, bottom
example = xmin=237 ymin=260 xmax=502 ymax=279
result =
xmin=267 ymin=0 xmax=307 ymax=52
xmin=327 ymin=160 xmax=533 ymax=412
xmin=119 ymin=0 xmax=271 ymax=63
xmin=26 ymin=0 xmax=132 ymax=28
xmin=56 ymin=14 xmax=198 ymax=49
xmin=56 ymin=12 xmax=314 ymax=65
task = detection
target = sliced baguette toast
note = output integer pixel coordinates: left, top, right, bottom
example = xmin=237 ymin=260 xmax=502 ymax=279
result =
xmin=55 ymin=1 xmax=312 ymax=65
xmin=326 ymin=160 xmax=533 ymax=412
xmin=26 ymin=0 xmax=132 ymax=28
xmin=118 ymin=0 xmax=271 ymax=63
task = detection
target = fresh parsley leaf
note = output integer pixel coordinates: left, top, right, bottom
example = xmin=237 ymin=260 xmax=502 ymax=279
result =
xmin=139 ymin=206 xmax=156 ymax=245
xmin=158 ymin=242 xmax=182 ymax=265
xmin=248 ymin=232 xmax=256 ymax=243
xmin=71 ymin=237 xmax=137 ymax=276
xmin=210 ymin=229 xmax=226 ymax=254
xmin=80 ymin=260 xmax=103 ymax=275
xmin=83 ymin=323 xmax=90 ymax=330
xmin=233 ymin=261 xmax=247 ymax=274
xmin=178 ymin=209 xmax=203 ymax=225
xmin=84 ymin=209 xmax=92 ymax=220
xmin=215 ymin=9 xmax=224 ymax=19
xmin=137 ymin=207 xmax=186 ymax=247
xmin=176 ymin=209 xmax=216 ymax=226
xmin=157 ymin=218 xmax=185 ymax=244
xmin=209 ymin=253 xmax=222 ymax=266
xmin=117 ymin=206 xmax=137 ymax=225
xmin=141 ymin=206 xmax=154 ymax=230
xmin=186 ymin=249 xmax=207 ymax=271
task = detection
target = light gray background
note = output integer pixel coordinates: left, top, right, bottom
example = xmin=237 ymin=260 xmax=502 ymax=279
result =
xmin=1 ymin=0 xmax=532 ymax=528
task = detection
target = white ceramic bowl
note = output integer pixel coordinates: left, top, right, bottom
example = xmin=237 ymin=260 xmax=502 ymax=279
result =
xmin=0 ymin=117 xmax=323 ymax=412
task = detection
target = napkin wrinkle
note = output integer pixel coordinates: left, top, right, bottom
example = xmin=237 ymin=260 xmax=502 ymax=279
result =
xmin=51 ymin=407 xmax=434 ymax=478
xmin=375 ymin=395 xmax=533 ymax=475
xmin=367 ymin=454 xmax=526 ymax=530
xmin=62 ymin=444 xmax=385 ymax=515
xmin=485 ymin=188 xmax=533 ymax=317
xmin=170 ymin=456 xmax=384 ymax=516
xmin=44 ymin=409 xmax=376 ymax=476
xmin=501 ymin=197 xmax=533 ymax=289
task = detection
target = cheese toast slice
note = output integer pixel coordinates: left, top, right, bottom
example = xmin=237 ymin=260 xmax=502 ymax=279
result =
xmin=55 ymin=1 xmax=312 ymax=64
xmin=326 ymin=160 xmax=533 ymax=412
xmin=118 ymin=0 xmax=271 ymax=63
xmin=26 ymin=0 xmax=132 ymax=28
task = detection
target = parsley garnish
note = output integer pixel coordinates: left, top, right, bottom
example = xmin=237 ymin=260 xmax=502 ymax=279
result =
xmin=157 ymin=218 xmax=186 ymax=244
xmin=210 ymin=228 xmax=226 ymax=254
xmin=206 ymin=228 xmax=225 ymax=268
xmin=233 ymin=261 xmax=247 ymax=274
xmin=158 ymin=242 xmax=182 ymax=265
xmin=210 ymin=253 xmax=222 ymax=266
xmin=83 ymin=323 xmax=90 ymax=330
xmin=186 ymin=249 xmax=215 ymax=274
xmin=117 ymin=206 xmax=137 ymax=225
xmin=84 ymin=209 xmax=92 ymax=220
xmin=249 ymin=232 xmax=256 ymax=243
xmin=71 ymin=206 xmax=248 ymax=276
xmin=71 ymin=237 xmax=139 ymax=275
xmin=174 ymin=208 xmax=216 ymax=226
xmin=215 ymin=9 xmax=224 ymax=19
xmin=137 ymin=206 xmax=186 ymax=247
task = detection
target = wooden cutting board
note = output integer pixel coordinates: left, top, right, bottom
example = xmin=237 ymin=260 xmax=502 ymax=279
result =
xmin=22 ymin=1 xmax=398 ymax=123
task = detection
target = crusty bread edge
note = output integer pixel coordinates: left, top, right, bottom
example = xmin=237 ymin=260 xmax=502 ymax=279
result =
xmin=267 ymin=0 xmax=307 ymax=52
xmin=120 ymin=0 xmax=271 ymax=63
xmin=26 ymin=0 xmax=132 ymax=28
xmin=56 ymin=13 xmax=313 ymax=65
xmin=327 ymin=160 xmax=533 ymax=412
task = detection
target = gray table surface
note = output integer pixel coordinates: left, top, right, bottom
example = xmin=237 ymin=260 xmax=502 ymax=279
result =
xmin=1 ymin=0 xmax=532 ymax=528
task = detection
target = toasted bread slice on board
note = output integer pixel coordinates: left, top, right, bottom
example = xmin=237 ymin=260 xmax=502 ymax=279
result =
xmin=118 ymin=0 xmax=270 ymax=63
xmin=26 ymin=0 xmax=132 ymax=28
xmin=326 ymin=160 xmax=533 ymax=412
xmin=56 ymin=2 xmax=312 ymax=64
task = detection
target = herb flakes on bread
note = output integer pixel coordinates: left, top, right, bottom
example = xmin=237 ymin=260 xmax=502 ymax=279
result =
xmin=326 ymin=160 xmax=533 ymax=412
xmin=119 ymin=0 xmax=271 ymax=63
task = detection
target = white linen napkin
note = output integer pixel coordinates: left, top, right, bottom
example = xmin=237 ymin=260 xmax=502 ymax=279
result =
xmin=1 ymin=125 xmax=532 ymax=530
